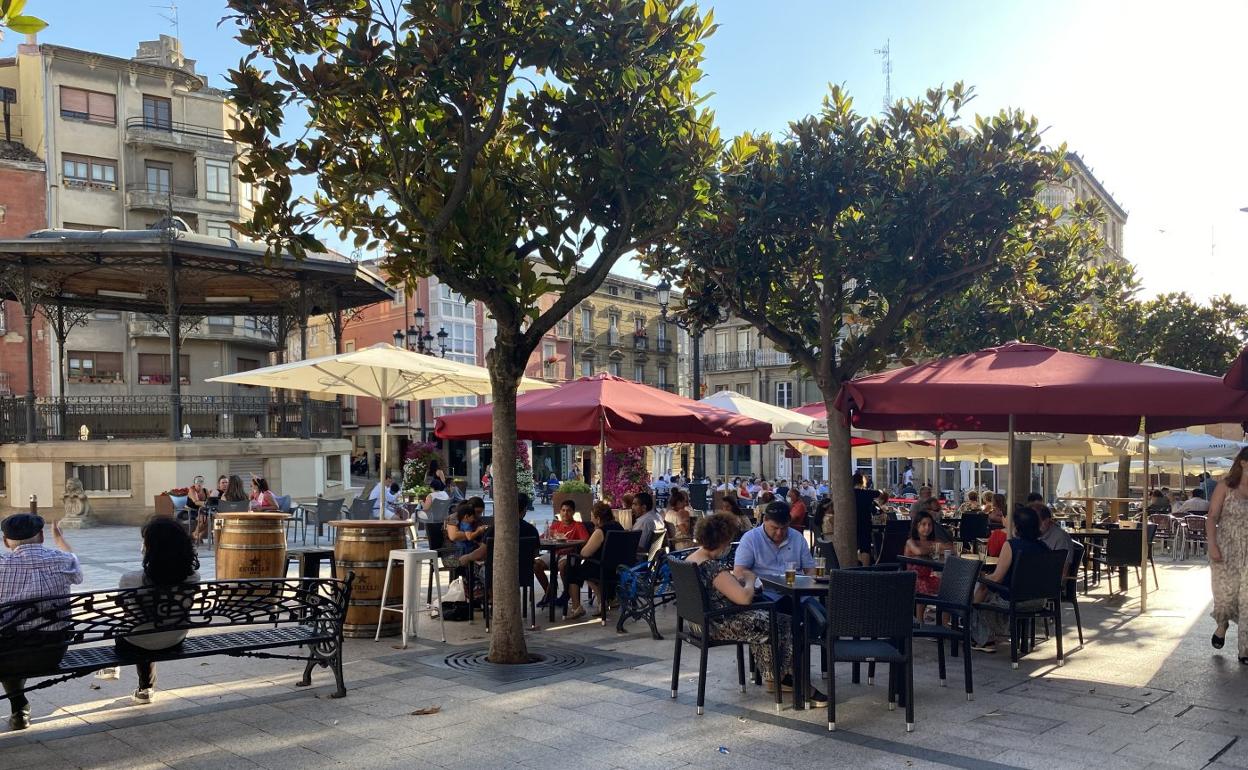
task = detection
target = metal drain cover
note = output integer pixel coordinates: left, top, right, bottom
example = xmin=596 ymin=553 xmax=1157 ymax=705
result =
xmin=414 ymin=643 xmax=623 ymax=687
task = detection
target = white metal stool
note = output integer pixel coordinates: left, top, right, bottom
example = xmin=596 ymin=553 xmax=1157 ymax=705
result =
xmin=375 ymin=548 xmax=445 ymax=648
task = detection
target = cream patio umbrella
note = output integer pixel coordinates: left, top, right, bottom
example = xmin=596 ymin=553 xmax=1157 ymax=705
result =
xmin=208 ymin=343 xmax=555 ymax=515
xmin=699 ymin=390 xmax=828 ymax=441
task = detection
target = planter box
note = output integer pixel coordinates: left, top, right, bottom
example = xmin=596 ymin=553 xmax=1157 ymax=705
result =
xmin=552 ymin=491 xmax=593 ymax=521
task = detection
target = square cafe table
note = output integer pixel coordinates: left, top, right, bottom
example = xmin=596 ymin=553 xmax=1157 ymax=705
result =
xmin=758 ymin=573 xmax=825 ymax=710
xmin=540 ymin=539 xmax=586 ymax=623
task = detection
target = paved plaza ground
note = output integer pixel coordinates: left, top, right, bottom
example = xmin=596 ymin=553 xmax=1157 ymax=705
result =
xmin=3 ymin=514 xmax=1248 ymax=770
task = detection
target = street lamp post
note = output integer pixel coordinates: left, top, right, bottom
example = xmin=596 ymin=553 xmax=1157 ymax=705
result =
xmin=394 ymin=308 xmax=450 ymax=446
xmin=656 ymin=278 xmax=706 ymax=481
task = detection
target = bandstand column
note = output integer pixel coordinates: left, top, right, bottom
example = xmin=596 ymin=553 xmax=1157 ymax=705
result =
xmin=298 ymin=275 xmax=311 ymax=440
xmin=168 ymin=253 xmax=182 ymax=441
xmin=22 ymin=264 xmax=36 ymax=443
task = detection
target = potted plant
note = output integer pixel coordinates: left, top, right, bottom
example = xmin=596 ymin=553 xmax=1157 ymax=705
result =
xmin=552 ymin=479 xmax=593 ymax=522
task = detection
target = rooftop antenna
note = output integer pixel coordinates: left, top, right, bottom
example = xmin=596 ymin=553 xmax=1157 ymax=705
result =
xmin=153 ymin=3 xmax=179 ymax=40
xmin=874 ymin=39 xmax=892 ymax=113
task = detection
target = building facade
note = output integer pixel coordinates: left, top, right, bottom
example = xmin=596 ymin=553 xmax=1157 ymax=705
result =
xmin=0 ymin=139 xmax=51 ymax=403
xmin=1039 ymin=152 xmax=1128 ymax=267
xmin=0 ymin=34 xmax=275 ymax=400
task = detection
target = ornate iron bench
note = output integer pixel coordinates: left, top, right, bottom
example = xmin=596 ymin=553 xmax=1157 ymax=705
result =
xmin=0 ymin=576 xmax=353 ymax=703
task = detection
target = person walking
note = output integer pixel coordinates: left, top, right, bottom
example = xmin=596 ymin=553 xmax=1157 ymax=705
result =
xmin=1209 ymin=447 xmax=1248 ymax=662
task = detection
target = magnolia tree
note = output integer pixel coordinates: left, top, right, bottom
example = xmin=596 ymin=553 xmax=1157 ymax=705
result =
xmin=649 ymin=84 xmax=1096 ymax=566
xmin=225 ymin=0 xmax=719 ymax=662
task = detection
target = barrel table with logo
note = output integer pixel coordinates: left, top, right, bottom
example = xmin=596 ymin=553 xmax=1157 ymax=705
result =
xmin=214 ymin=512 xmax=291 ymax=579
xmin=328 ymin=520 xmax=407 ymax=638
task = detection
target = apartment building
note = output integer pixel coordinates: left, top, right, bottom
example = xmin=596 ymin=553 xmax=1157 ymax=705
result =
xmin=0 ymin=34 xmax=275 ymax=398
xmin=1039 ymin=152 xmax=1128 ymax=267
xmin=0 ymin=138 xmax=50 ymax=401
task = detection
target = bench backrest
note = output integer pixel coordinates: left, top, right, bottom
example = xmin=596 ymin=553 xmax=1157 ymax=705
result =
xmin=0 ymin=577 xmax=353 ymax=652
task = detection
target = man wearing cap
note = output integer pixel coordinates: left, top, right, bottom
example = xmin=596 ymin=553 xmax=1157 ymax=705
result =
xmin=0 ymin=513 xmax=82 ymax=730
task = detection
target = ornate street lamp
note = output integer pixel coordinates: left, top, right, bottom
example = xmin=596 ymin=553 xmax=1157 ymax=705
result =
xmin=393 ymin=307 xmax=446 ymax=442
xmin=655 ymin=277 xmax=706 ymax=481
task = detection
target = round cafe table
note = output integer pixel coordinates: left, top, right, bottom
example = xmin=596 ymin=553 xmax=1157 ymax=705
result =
xmin=328 ymin=520 xmax=409 ymax=638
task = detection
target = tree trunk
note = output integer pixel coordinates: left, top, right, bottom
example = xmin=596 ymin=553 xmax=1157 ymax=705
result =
xmin=1115 ymin=455 xmax=1131 ymax=519
xmin=486 ymin=353 xmax=529 ymax=664
xmin=825 ymin=396 xmax=857 ymax=568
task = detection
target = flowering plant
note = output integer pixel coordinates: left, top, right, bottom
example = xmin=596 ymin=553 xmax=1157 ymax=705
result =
xmin=603 ymin=447 xmax=650 ymax=504
xmin=515 ymin=440 xmax=536 ymax=496
xmin=166 ymin=487 xmax=189 ymax=496
xmin=402 ymin=440 xmax=441 ymax=497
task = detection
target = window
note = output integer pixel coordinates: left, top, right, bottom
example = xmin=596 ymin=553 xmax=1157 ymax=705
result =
xmin=243 ymin=316 xmax=259 ymax=331
xmin=715 ymin=330 xmax=729 ymax=353
xmin=634 ymin=289 xmax=644 ymax=300
xmin=658 ymin=322 xmax=668 ymax=342
xmin=62 ymin=154 xmax=116 ymax=190
xmin=325 ymin=455 xmax=343 ymax=484
xmin=142 ymin=95 xmax=172 ymax=130
xmin=543 ymin=343 xmax=557 ymax=376
xmin=737 ymin=328 xmax=752 ymax=353
xmin=137 ymin=353 xmax=190 ymax=385
xmin=438 ymin=284 xmax=473 ymax=320
xmin=92 ymin=311 xmax=121 ymax=321
xmin=735 ymin=383 xmax=751 ymax=397
xmin=633 ymin=363 xmax=644 ymax=382
xmin=608 ymin=361 xmax=621 ymax=377
xmin=207 ymin=316 xmax=233 ymax=328
xmin=580 ymin=307 xmax=593 ymax=340
xmin=205 ymin=221 xmax=231 ymax=239
xmin=775 ymin=381 xmax=793 ymax=408
xmin=145 ymin=161 xmax=171 ymax=194
xmin=607 ymin=285 xmax=618 ymax=296
xmin=442 ymin=321 xmax=475 ymax=362
xmin=67 ymin=351 xmax=123 ymax=383
xmin=69 ymin=463 xmax=131 ymax=493
xmin=235 ymin=357 xmax=260 ymax=388
xmin=608 ymin=313 xmax=619 ymax=345
xmin=580 ymin=360 xmax=592 ymax=377
xmin=205 ymin=160 xmax=231 ymax=201
xmin=634 ymin=317 xmax=645 ymax=333
xmin=59 ymin=87 xmax=115 ymax=124
xmin=657 ymin=364 xmax=668 ymax=387
xmin=557 ymin=317 xmax=572 ymax=338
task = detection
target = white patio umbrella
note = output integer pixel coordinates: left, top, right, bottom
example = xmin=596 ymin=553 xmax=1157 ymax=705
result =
xmin=699 ymin=390 xmax=827 ymax=441
xmin=208 ymin=343 xmax=555 ymax=515
xmin=1152 ymin=432 xmax=1248 ymax=492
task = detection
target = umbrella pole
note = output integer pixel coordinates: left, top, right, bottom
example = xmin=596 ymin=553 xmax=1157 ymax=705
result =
xmin=1141 ymin=419 xmax=1150 ymax=613
xmin=934 ymin=432 xmax=942 ymax=501
xmin=1180 ymin=458 xmax=1185 ymax=495
xmin=1006 ymin=415 xmax=1015 ymax=537
xmin=379 ymin=397 xmax=390 ymax=520
xmin=598 ymin=413 xmax=607 ymax=503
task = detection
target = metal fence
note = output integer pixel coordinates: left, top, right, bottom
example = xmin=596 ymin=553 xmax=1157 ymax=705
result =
xmin=0 ymin=395 xmax=341 ymax=442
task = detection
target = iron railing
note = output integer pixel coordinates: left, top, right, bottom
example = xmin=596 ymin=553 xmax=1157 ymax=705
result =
xmin=633 ymin=336 xmax=648 ymax=350
xmin=125 ymin=116 xmax=232 ymax=142
xmin=701 ymin=349 xmax=793 ymax=373
xmin=0 ymin=395 xmax=340 ymax=442
xmin=656 ymin=338 xmax=673 ymax=353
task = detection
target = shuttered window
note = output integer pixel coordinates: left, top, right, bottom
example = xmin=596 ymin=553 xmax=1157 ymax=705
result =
xmin=60 ymin=87 xmax=115 ymax=124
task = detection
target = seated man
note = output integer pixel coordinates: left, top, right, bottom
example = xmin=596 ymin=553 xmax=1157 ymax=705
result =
xmin=629 ymin=492 xmax=665 ymax=555
xmin=733 ymin=500 xmax=815 ymax=581
xmin=1034 ymin=503 xmax=1075 ymax=577
xmin=1177 ymin=488 xmax=1211 ymax=515
xmin=0 ymin=514 xmax=83 ymax=730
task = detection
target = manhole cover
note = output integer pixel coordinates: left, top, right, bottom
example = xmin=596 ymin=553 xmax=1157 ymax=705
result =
xmin=443 ymin=648 xmax=588 ymax=674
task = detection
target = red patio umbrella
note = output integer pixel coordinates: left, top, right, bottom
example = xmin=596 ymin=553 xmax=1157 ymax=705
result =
xmin=833 ymin=343 xmax=1248 ymax=612
xmin=434 ymin=374 xmax=773 ymax=449
xmin=1226 ymin=346 xmax=1248 ymax=391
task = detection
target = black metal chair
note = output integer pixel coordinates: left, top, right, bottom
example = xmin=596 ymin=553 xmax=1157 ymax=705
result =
xmin=483 ymin=536 xmax=539 ymax=631
xmin=1049 ymin=540 xmax=1085 ymax=646
xmin=591 ymin=530 xmax=643 ymax=625
xmin=214 ymin=499 xmax=249 ymax=513
xmin=812 ymin=569 xmax=918 ymax=732
xmin=902 ymin=555 xmax=979 ymax=701
xmin=303 ymin=497 xmax=344 ymax=545
xmin=958 ymin=513 xmax=989 ymax=553
xmin=1091 ymin=527 xmax=1151 ymax=595
xmin=667 ymin=556 xmax=782 ymax=715
xmin=876 ymin=530 xmax=908 ymax=566
xmin=975 ymin=548 xmax=1066 ymax=669
xmin=346 ymin=496 xmax=374 ymax=520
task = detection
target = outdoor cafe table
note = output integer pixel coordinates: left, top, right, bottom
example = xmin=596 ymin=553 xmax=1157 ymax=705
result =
xmin=759 ymin=573 xmax=825 ymax=711
xmin=540 ymin=539 xmax=586 ymax=623
xmin=1067 ymin=527 xmax=1131 ymax=591
xmin=1058 ymin=497 xmax=1139 ymax=529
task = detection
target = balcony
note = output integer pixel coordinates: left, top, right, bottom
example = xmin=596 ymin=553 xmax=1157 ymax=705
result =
xmin=126 ymin=182 xmax=234 ymax=216
xmin=128 ymin=316 xmax=278 ymax=348
xmin=632 ymin=335 xmax=648 ymax=350
xmin=341 ymin=407 xmax=357 ymax=427
xmin=0 ymin=395 xmax=340 ymax=442
xmin=701 ymin=349 xmax=794 ymax=373
xmin=656 ymin=338 xmax=673 ymax=353
xmin=125 ymin=117 xmax=236 ymax=156
xmin=608 ymin=331 xmax=620 ymax=346
xmin=389 ymin=403 xmax=411 ymax=425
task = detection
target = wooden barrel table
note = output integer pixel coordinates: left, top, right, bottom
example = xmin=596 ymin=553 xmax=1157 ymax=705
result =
xmin=214 ymin=512 xmax=291 ymax=579
xmin=328 ymin=520 xmax=407 ymax=638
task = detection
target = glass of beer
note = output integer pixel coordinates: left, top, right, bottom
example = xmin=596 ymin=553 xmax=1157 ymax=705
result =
xmin=814 ymin=557 xmax=826 ymax=578
xmin=784 ymin=561 xmax=797 ymax=586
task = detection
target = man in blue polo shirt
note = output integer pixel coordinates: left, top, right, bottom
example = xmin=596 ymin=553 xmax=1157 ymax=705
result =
xmin=733 ymin=500 xmax=815 ymax=579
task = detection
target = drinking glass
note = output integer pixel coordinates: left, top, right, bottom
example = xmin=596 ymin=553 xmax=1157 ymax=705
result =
xmin=784 ymin=561 xmax=797 ymax=586
xmin=814 ymin=557 xmax=826 ymax=578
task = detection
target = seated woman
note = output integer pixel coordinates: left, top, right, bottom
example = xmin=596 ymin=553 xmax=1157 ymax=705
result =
xmin=186 ymin=476 xmax=209 ymax=544
xmin=716 ymin=493 xmax=752 ymax=536
xmin=248 ymin=477 xmax=279 ymax=512
xmin=564 ymin=502 xmax=624 ymax=621
xmin=984 ymin=493 xmax=1007 ymax=530
xmin=904 ymin=510 xmax=955 ymax=620
xmin=423 ymin=477 xmax=451 ymax=511
xmin=970 ymin=505 xmax=1050 ymax=653
xmin=664 ymin=489 xmax=696 ymax=550
xmin=117 ymin=517 xmax=201 ymax=704
xmin=536 ymin=499 xmax=589 ymax=608
xmin=687 ymin=513 xmax=824 ymax=704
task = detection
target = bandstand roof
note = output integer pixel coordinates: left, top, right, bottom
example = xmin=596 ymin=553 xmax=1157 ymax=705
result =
xmin=0 ymin=227 xmax=394 ymax=316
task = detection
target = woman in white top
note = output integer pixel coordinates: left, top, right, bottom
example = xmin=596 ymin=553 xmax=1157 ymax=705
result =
xmin=117 ymin=517 xmax=201 ymax=704
xmin=423 ymin=477 xmax=451 ymax=511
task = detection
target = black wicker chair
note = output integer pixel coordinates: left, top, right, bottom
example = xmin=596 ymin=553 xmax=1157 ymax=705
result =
xmin=812 ymin=569 xmax=918 ymax=732
xmin=901 ymin=555 xmax=979 ymax=700
xmin=876 ymin=530 xmax=908 ymax=566
xmin=1091 ymin=527 xmax=1155 ymax=595
xmin=975 ymin=548 xmax=1067 ymax=669
xmin=958 ymin=513 xmax=989 ymax=553
xmin=667 ymin=556 xmax=782 ymax=715
xmin=484 ymin=536 xmax=539 ymax=631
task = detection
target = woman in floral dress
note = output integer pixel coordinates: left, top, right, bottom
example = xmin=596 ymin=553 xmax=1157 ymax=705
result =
xmin=685 ymin=513 xmax=826 ymax=705
xmin=1209 ymin=447 xmax=1248 ymax=662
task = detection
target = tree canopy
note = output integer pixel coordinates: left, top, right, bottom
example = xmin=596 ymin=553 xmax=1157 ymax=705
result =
xmin=225 ymin=0 xmax=720 ymax=662
xmin=648 ymin=83 xmax=1094 ymax=564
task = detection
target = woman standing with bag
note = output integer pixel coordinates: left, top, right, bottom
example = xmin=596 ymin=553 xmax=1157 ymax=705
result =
xmin=1209 ymin=447 xmax=1248 ymax=662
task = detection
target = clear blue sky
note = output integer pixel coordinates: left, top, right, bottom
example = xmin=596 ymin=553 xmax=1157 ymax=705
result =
xmin=5 ymin=0 xmax=1246 ymax=302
